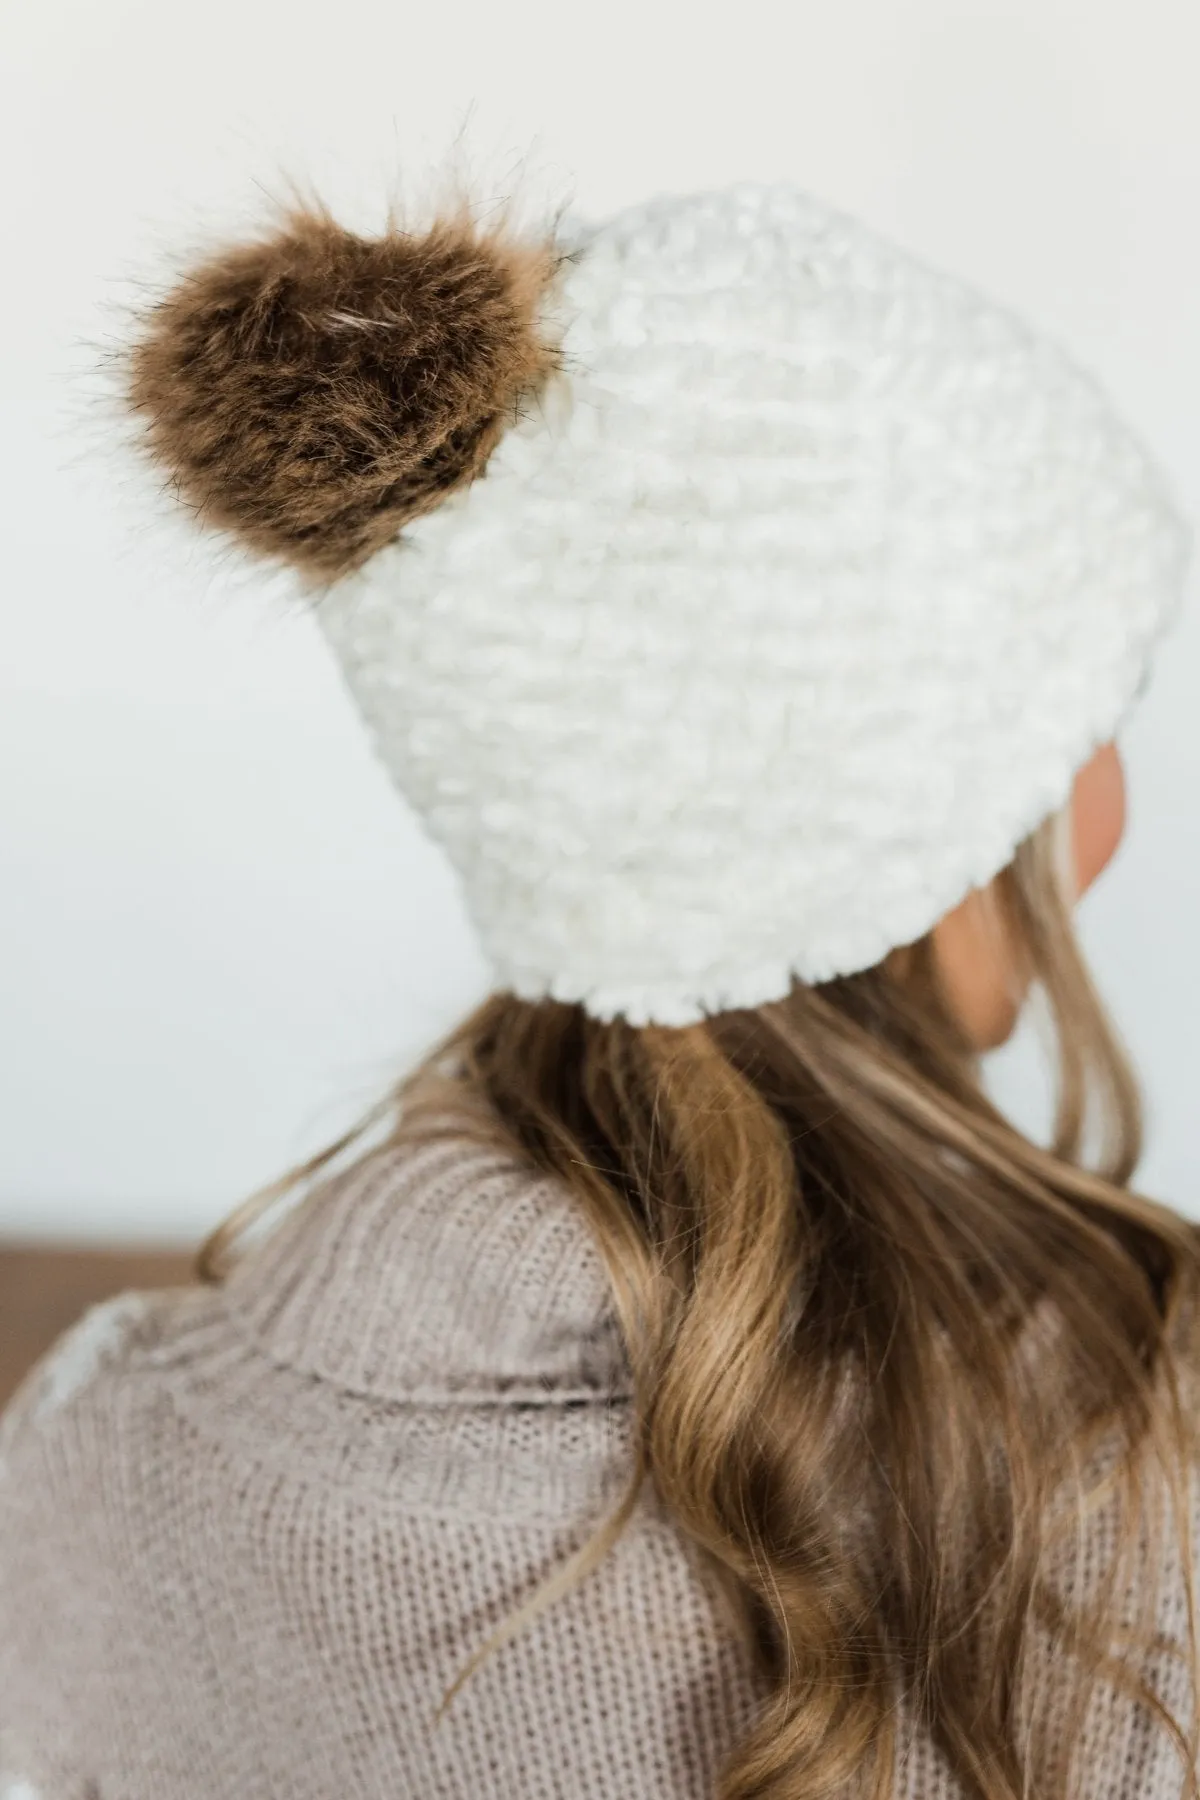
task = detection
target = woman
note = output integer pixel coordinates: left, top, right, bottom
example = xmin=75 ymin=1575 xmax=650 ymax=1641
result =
xmin=1 ymin=180 xmax=1197 ymax=1799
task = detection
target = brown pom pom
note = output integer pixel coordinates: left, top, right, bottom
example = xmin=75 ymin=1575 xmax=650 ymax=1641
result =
xmin=125 ymin=204 xmax=563 ymax=584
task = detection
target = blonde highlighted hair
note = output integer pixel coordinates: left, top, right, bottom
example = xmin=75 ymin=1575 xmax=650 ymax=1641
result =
xmin=203 ymin=813 xmax=1200 ymax=1799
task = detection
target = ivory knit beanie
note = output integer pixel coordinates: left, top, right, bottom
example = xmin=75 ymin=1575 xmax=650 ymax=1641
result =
xmin=125 ymin=181 xmax=1190 ymax=1026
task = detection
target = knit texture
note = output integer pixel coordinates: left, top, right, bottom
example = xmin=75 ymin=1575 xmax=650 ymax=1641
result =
xmin=316 ymin=181 xmax=1190 ymax=1024
xmin=0 ymin=1125 xmax=1196 ymax=1797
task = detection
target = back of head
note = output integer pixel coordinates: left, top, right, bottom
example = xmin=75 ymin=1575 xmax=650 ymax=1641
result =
xmin=121 ymin=171 xmax=1200 ymax=1800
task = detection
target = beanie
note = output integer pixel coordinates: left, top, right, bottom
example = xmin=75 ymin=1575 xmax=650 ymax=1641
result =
xmin=123 ymin=181 xmax=1190 ymax=1026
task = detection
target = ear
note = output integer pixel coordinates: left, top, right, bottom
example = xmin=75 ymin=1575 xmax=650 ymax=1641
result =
xmin=124 ymin=201 xmax=562 ymax=585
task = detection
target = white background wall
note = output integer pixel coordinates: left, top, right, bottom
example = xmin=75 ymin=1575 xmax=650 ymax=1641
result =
xmin=1 ymin=0 xmax=1197 ymax=1244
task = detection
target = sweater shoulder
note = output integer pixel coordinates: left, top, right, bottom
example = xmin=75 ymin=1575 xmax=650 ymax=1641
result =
xmin=0 ymin=1239 xmax=757 ymax=1800
xmin=0 ymin=1124 xmax=635 ymax=1526
xmin=0 ymin=1281 xmax=187 ymax=1470
xmin=0 ymin=1134 xmax=761 ymax=1800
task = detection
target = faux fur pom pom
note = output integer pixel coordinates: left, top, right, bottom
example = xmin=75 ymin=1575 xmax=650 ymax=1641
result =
xmin=125 ymin=205 xmax=562 ymax=584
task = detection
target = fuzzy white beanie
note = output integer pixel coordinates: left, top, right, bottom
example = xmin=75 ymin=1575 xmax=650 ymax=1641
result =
xmin=124 ymin=180 xmax=1191 ymax=1026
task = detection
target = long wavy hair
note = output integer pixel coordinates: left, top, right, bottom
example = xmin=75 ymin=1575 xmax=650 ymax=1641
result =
xmin=202 ymin=810 xmax=1200 ymax=1799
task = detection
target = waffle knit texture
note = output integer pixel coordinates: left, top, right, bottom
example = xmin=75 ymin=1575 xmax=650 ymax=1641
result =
xmin=317 ymin=182 xmax=1190 ymax=1025
xmin=0 ymin=1122 xmax=1197 ymax=1798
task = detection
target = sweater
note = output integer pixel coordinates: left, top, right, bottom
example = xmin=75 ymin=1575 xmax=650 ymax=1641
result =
xmin=0 ymin=1121 xmax=1195 ymax=1799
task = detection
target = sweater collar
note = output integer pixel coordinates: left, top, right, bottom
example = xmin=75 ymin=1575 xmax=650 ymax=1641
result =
xmin=222 ymin=1128 xmax=634 ymax=1405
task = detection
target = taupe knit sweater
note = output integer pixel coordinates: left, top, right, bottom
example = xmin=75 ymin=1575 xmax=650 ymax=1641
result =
xmin=0 ymin=1124 xmax=1195 ymax=1798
